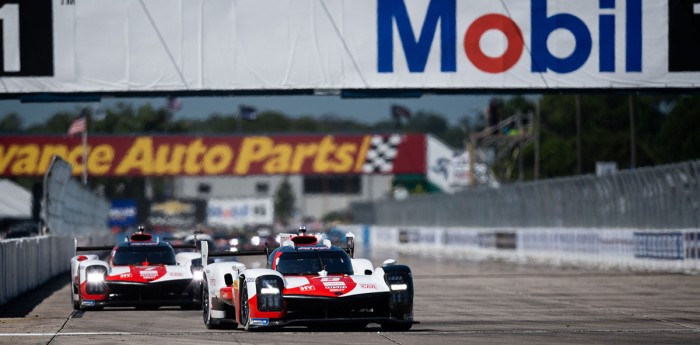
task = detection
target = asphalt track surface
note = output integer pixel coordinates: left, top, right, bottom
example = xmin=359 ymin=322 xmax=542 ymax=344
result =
xmin=2 ymin=251 xmax=700 ymax=345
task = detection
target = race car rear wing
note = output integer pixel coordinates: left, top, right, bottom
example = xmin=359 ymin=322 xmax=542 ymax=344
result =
xmin=200 ymin=241 xmax=269 ymax=266
xmin=74 ymin=238 xmax=114 ymax=253
xmin=278 ymin=231 xmax=355 ymax=258
xmin=74 ymin=239 xmax=196 ymax=255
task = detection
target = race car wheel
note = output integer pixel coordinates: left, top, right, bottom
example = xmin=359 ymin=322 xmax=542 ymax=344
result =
xmin=381 ymin=322 xmax=412 ymax=332
xmin=202 ymin=278 xmax=221 ymax=329
xmin=71 ymin=285 xmax=79 ymax=310
xmin=240 ymin=280 xmax=252 ymax=331
xmin=347 ymin=322 xmax=368 ymax=331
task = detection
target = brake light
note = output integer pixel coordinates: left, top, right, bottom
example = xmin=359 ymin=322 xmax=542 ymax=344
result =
xmin=130 ymin=233 xmax=153 ymax=242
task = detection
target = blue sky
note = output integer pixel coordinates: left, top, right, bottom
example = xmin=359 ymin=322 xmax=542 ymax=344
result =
xmin=0 ymin=94 xmax=504 ymax=128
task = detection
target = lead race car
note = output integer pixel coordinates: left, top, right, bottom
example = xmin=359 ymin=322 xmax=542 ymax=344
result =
xmin=200 ymin=227 xmax=416 ymax=331
xmin=70 ymin=229 xmax=204 ymax=310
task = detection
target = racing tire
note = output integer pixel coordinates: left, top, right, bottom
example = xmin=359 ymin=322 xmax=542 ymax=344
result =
xmin=202 ymin=278 xmax=222 ymax=329
xmin=71 ymin=285 xmax=79 ymax=310
xmin=347 ymin=322 xmax=368 ymax=331
xmin=240 ymin=280 xmax=252 ymax=331
xmin=380 ymin=322 xmax=412 ymax=332
xmin=181 ymin=303 xmax=201 ymax=311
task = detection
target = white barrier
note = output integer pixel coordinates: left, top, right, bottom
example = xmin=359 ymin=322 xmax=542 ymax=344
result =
xmin=0 ymin=236 xmax=74 ymax=306
xmin=340 ymin=226 xmax=700 ymax=274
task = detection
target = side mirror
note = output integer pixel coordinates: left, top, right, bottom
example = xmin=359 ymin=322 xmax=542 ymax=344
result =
xmin=224 ymin=273 xmax=233 ymax=287
xmin=346 ymin=232 xmax=355 ymax=258
xmin=383 ymin=259 xmax=397 ymax=266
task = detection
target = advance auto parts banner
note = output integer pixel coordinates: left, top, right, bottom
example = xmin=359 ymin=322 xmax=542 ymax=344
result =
xmin=0 ymin=134 xmax=425 ymax=177
xmin=0 ymin=0 xmax=698 ymax=92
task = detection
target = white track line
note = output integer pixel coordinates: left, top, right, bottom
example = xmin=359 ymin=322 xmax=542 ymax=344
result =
xmin=2 ymin=329 xmax=700 ymax=337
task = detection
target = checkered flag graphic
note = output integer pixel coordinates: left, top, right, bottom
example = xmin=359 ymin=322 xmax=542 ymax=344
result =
xmin=362 ymin=134 xmax=402 ymax=173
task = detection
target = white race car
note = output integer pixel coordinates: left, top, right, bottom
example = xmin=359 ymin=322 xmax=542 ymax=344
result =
xmin=70 ymin=230 xmax=204 ymax=310
xmin=200 ymin=228 xmax=415 ymax=331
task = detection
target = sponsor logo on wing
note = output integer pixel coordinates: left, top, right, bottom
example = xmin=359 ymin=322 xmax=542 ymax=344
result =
xmin=300 ymin=285 xmax=315 ymax=292
xmin=360 ymin=284 xmax=377 ymax=289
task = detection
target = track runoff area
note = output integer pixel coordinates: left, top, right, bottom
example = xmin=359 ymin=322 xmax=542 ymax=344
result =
xmin=1 ymin=250 xmax=699 ymax=345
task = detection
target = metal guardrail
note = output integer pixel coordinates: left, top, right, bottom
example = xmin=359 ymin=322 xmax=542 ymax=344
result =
xmin=43 ymin=156 xmax=110 ymax=236
xmin=353 ymin=160 xmax=700 ymax=229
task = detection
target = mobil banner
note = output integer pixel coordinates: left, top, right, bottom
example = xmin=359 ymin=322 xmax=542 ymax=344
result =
xmin=0 ymin=0 xmax=697 ymax=92
xmin=0 ymin=134 xmax=425 ymax=177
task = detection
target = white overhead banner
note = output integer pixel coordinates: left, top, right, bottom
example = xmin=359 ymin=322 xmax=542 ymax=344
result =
xmin=0 ymin=0 xmax=698 ymax=93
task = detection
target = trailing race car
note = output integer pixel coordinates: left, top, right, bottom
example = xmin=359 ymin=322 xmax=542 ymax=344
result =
xmin=200 ymin=227 xmax=415 ymax=331
xmin=70 ymin=229 xmax=204 ymax=310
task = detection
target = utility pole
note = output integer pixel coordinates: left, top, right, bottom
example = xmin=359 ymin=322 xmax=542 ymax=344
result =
xmin=575 ymin=95 xmax=582 ymax=175
xmin=534 ymin=100 xmax=540 ymax=180
xmin=628 ymin=95 xmax=636 ymax=169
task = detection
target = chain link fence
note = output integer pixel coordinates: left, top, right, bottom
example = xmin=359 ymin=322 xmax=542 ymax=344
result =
xmin=352 ymin=160 xmax=700 ymax=229
xmin=43 ymin=156 xmax=110 ymax=236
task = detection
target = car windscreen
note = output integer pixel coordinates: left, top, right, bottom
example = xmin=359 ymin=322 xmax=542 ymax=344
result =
xmin=112 ymin=245 xmax=176 ymax=266
xmin=275 ymin=250 xmax=353 ymax=276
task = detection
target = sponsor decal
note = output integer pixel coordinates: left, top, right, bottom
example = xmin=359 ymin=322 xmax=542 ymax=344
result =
xmin=321 ymin=277 xmax=347 ymax=291
xmin=299 ymin=285 xmax=315 ymax=292
xmin=323 ymin=281 xmax=347 ymax=291
xmin=251 ymin=318 xmax=269 ymax=326
xmin=360 ymin=284 xmax=377 ymax=289
xmin=378 ymin=0 xmax=643 ymax=74
xmin=246 ymin=278 xmax=255 ymax=283
xmin=634 ymin=232 xmax=684 ymax=260
xmin=119 ymin=273 xmax=132 ymax=279
xmin=0 ymin=135 xmax=425 ymax=177
xmin=82 ymin=300 xmax=95 ymax=306
xmin=139 ymin=267 xmax=160 ymax=280
xmin=170 ymin=272 xmax=184 ymax=277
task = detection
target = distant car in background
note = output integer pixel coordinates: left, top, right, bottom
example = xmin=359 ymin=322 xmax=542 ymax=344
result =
xmin=238 ymin=227 xmax=277 ymax=253
xmin=183 ymin=233 xmax=216 ymax=251
xmin=70 ymin=230 xmax=203 ymax=310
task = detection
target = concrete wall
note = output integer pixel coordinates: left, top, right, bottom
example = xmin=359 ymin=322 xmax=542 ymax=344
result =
xmin=0 ymin=236 xmax=74 ymax=306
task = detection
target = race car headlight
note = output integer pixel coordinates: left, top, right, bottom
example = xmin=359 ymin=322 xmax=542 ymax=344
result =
xmin=256 ymin=276 xmax=283 ymax=312
xmin=390 ymin=283 xmax=408 ymax=291
xmin=87 ymin=272 xmax=105 ymax=283
xmin=85 ymin=265 xmax=108 ymax=295
xmin=229 ymin=238 xmax=239 ymax=246
xmin=251 ymin=236 xmax=261 ymax=246
xmin=192 ymin=270 xmax=204 ymax=281
xmin=384 ymin=271 xmax=413 ymax=308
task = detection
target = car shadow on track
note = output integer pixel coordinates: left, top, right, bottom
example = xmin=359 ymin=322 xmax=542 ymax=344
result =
xmin=0 ymin=273 xmax=70 ymax=318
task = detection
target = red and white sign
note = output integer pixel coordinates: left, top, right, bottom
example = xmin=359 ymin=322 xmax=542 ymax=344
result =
xmin=0 ymin=134 xmax=425 ymax=177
